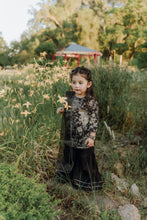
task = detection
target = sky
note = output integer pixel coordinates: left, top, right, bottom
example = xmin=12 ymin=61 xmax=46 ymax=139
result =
xmin=0 ymin=0 xmax=41 ymax=46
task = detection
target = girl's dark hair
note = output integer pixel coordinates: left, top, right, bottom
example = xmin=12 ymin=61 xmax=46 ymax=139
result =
xmin=70 ymin=66 xmax=94 ymax=97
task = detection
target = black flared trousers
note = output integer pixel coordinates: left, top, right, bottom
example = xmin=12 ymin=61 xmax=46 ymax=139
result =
xmin=55 ymin=145 xmax=102 ymax=191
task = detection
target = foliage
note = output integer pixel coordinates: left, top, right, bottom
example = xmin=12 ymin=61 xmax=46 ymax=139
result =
xmin=73 ymin=6 xmax=100 ymax=50
xmin=1 ymin=0 xmax=147 ymax=67
xmin=128 ymin=70 xmax=147 ymax=137
xmin=113 ymin=43 xmax=129 ymax=55
xmin=0 ymin=63 xmax=146 ymax=219
xmin=98 ymin=0 xmax=147 ymax=61
xmin=0 ymin=162 xmax=60 ymax=219
xmin=0 ymin=52 xmax=9 ymax=67
xmin=0 ymin=64 xmax=70 ymax=177
xmin=0 ymin=32 xmax=7 ymax=53
xmin=135 ymin=40 xmax=147 ymax=69
xmin=0 ymin=33 xmax=8 ymax=67
xmin=136 ymin=51 xmax=147 ymax=69
xmin=91 ymin=64 xmax=132 ymax=130
xmin=35 ymin=41 xmax=56 ymax=59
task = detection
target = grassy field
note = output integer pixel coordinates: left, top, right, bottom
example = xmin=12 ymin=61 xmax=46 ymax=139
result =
xmin=0 ymin=63 xmax=146 ymax=219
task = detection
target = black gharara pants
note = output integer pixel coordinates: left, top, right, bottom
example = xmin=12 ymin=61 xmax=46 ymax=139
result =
xmin=55 ymin=145 xmax=102 ymax=191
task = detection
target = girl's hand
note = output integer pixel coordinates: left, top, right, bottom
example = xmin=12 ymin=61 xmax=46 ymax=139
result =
xmin=85 ymin=138 xmax=94 ymax=147
xmin=57 ymin=107 xmax=64 ymax=114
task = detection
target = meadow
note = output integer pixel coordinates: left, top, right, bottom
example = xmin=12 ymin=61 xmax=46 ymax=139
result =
xmin=0 ymin=61 xmax=146 ymax=219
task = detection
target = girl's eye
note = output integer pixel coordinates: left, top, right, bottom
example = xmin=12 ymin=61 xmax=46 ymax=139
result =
xmin=79 ymin=82 xmax=83 ymax=84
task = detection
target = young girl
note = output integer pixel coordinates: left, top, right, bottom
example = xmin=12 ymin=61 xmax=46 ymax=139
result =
xmin=55 ymin=66 xmax=102 ymax=191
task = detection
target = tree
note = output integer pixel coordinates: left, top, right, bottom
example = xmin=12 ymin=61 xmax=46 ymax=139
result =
xmin=113 ymin=43 xmax=128 ymax=65
xmin=0 ymin=32 xmax=9 ymax=67
xmin=28 ymin=0 xmax=83 ymax=35
xmin=38 ymin=19 xmax=79 ymax=49
xmin=73 ymin=6 xmax=101 ymax=50
xmin=98 ymin=0 xmax=147 ymax=62
xmin=121 ymin=0 xmax=147 ymax=60
xmin=0 ymin=52 xmax=9 ymax=67
xmin=0 ymin=32 xmax=7 ymax=53
xmin=35 ymin=41 xmax=55 ymax=59
xmin=135 ymin=32 xmax=147 ymax=69
xmin=8 ymin=35 xmax=40 ymax=65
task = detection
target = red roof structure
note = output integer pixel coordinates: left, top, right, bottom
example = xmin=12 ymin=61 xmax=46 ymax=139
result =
xmin=52 ymin=42 xmax=102 ymax=66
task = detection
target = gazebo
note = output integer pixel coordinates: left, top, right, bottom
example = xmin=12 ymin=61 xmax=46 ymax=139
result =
xmin=52 ymin=42 xmax=102 ymax=66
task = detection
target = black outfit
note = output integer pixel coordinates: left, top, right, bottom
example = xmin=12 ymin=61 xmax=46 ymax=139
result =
xmin=55 ymin=91 xmax=102 ymax=191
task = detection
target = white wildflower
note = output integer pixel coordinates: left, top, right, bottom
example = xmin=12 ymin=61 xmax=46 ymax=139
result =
xmin=43 ymin=94 xmax=50 ymax=100
xmin=21 ymin=110 xmax=31 ymax=117
xmin=23 ymin=102 xmax=32 ymax=109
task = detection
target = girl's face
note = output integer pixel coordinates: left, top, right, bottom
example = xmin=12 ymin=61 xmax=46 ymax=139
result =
xmin=71 ymin=73 xmax=92 ymax=97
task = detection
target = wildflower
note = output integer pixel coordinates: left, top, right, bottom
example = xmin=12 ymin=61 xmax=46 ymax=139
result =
xmin=40 ymin=51 xmax=47 ymax=57
xmin=16 ymin=71 xmax=21 ymax=76
xmin=54 ymin=78 xmax=59 ymax=82
xmin=48 ymin=80 xmax=54 ymax=85
xmin=21 ymin=110 xmax=31 ymax=117
xmin=19 ymin=88 xmax=23 ymax=93
xmin=13 ymin=64 xmax=18 ymax=69
xmin=29 ymin=90 xmax=34 ymax=97
xmin=12 ymin=98 xmax=17 ymax=103
xmin=18 ymin=80 xmax=23 ymax=84
xmin=23 ymin=102 xmax=32 ymax=109
xmin=57 ymin=95 xmax=67 ymax=104
xmin=10 ymin=117 xmax=14 ymax=124
xmin=32 ymin=108 xmax=37 ymax=114
xmin=64 ymin=101 xmax=71 ymax=110
xmin=13 ymin=103 xmax=21 ymax=109
xmin=24 ymin=81 xmax=31 ymax=86
xmin=0 ymin=89 xmax=6 ymax=98
xmin=40 ymin=82 xmax=45 ymax=87
xmin=38 ymin=67 xmax=44 ymax=73
xmin=57 ymin=95 xmax=71 ymax=110
xmin=26 ymin=75 xmax=30 ymax=80
xmin=43 ymin=94 xmax=50 ymax=100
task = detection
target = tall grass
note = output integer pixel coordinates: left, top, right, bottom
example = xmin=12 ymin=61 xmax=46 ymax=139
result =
xmin=91 ymin=65 xmax=147 ymax=142
xmin=0 ymin=64 xmax=70 ymax=178
xmin=91 ymin=65 xmax=132 ymax=130
xmin=0 ymin=63 xmax=146 ymax=176
xmin=0 ymin=62 xmax=146 ymax=219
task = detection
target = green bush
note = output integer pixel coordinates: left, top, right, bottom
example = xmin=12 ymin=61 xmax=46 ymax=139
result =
xmin=0 ymin=162 xmax=60 ymax=220
xmin=35 ymin=41 xmax=56 ymax=59
xmin=91 ymin=65 xmax=132 ymax=131
xmin=135 ymin=40 xmax=147 ymax=69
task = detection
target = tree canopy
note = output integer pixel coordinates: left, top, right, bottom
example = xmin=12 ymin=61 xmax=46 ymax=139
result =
xmin=0 ymin=0 xmax=146 ymax=68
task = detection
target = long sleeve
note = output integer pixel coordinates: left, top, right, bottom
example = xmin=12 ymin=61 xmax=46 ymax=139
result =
xmin=88 ymin=98 xmax=99 ymax=133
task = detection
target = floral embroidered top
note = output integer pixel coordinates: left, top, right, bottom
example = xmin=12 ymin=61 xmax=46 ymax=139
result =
xmin=61 ymin=91 xmax=99 ymax=149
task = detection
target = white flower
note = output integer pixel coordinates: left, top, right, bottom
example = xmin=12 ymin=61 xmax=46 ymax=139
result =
xmin=21 ymin=110 xmax=31 ymax=117
xmin=64 ymin=101 xmax=71 ymax=110
xmin=57 ymin=95 xmax=67 ymax=104
xmin=0 ymin=89 xmax=6 ymax=98
xmin=29 ymin=90 xmax=34 ymax=97
xmin=23 ymin=102 xmax=32 ymax=109
xmin=13 ymin=103 xmax=21 ymax=109
xmin=43 ymin=94 xmax=50 ymax=100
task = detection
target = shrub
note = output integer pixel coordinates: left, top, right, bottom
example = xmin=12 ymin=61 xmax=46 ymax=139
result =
xmin=35 ymin=41 xmax=56 ymax=59
xmin=0 ymin=162 xmax=60 ymax=219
